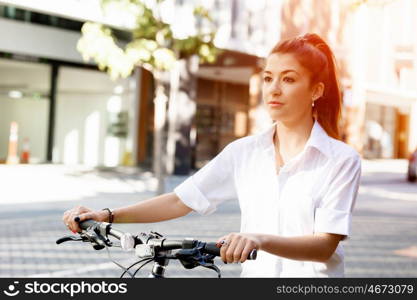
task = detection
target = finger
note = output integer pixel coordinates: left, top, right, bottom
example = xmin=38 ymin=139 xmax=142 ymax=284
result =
xmin=216 ymin=236 xmax=228 ymax=247
xmin=64 ymin=207 xmax=86 ymax=232
xmin=62 ymin=209 xmax=74 ymax=222
xmin=63 ymin=208 xmax=78 ymax=231
xmin=219 ymin=236 xmax=230 ymax=264
xmin=77 ymin=206 xmax=91 ymax=214
xmin=71 ymin=212 xmax=93 ymax=232
xmin=62 ymin=211 xmax=70 ymax=224
xmin=62 ymin=211 xmax=72 ymax=231
xmin=77 ymin=212 xmax=95 ymax=223
xmin=69 ymin=211 xmax=81 ymax=233
xmin=232 ymin=239 xmax=246 ymax=263
xmin=62 ymin=210 xmax=69 ymax=218
xmin=216 ymin=235 xmax=228 ymax=263
xmin=220 ymin=241 xmax=228 ymax=263
xmin=240 ymin=243 xmax=256 ymax=263
xmin=225 ymin=236 xmax=240 ymax=263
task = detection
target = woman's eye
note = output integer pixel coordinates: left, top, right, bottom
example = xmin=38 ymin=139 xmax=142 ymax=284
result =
xmin=263 ymin=76 xmax=272 ymax=83
xmin=283 ymin=77 xmax=295 ymax=83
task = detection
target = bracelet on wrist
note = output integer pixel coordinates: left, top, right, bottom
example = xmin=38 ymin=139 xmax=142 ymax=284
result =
xmin=102 ymin=208 xmax=114 ymax=223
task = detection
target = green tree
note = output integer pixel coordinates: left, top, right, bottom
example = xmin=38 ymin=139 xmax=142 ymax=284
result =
xmin=77 ymin=0 xmax=220 ymax=193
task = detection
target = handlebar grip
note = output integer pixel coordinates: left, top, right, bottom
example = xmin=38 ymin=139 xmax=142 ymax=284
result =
xmin=204 ymin=243 xmax=257 ymax=260
xmin=203 ymin=242 xmax=220 ymax=256
xmin=78 ymin=219 xmax=97 ymax=230
xmin=249 ymin=249 xmax=257 ymax=260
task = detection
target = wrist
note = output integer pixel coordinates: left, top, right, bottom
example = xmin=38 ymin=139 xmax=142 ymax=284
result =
xmin=255 ymin=233 xmax=267 ymax=250
xmin=101 ymin=208 xmax=114 ymax=223
xmin=96 ymin=210 xmax=107 ymax=222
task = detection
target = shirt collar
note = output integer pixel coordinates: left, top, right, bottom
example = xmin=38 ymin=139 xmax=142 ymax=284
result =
xmin=256 ymin=119 xmax=333 ymax=158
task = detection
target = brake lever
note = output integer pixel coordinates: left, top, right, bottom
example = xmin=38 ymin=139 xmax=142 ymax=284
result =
xmin=175 ymin=247 xmax=222 ymax=278
xmin=56 ymin=235 xmax=83 ymax=244
xmin=80 ymin=231 xmax=108 ymax=250
xmin=201 ymin=263 xmax=221 ymax=278
xmin=56 ymin=231 xmax=109 ymax=250
xmin=73 ymin=221 xmax=114 ymax=250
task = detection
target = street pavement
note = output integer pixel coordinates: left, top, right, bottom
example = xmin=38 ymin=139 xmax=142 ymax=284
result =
xmin=0 ymin=159 xmax=416 ymax=278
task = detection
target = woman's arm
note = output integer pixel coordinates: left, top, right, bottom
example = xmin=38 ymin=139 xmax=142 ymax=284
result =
xmin=110 ymin=192 xmax=193 ymax=223
xmin=63 ymin=192 xmax=192 ymax=232
xmin=216 ymin=232 xmax=343 ymax=263
xmin=258 ymin=232 xmax=343 ymax=262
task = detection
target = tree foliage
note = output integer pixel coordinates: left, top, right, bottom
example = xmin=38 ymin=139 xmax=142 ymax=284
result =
xmin=77 ymin=0 xmax=220 ymax=79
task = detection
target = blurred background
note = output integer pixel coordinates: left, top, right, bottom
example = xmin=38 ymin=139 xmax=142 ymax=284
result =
xmin=0 ymin=0 xmax=416 ymax=278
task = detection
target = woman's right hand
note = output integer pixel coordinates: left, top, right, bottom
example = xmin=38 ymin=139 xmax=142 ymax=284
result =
xmin=62 ymin=206 xmax=108 ymax=233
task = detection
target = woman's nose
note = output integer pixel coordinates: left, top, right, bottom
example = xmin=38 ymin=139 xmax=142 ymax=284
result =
xmin=268 ymin=79 xmax=282 ymax=96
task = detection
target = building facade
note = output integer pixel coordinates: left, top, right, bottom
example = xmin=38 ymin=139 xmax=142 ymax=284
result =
xmin=278 ymin=0 xmax=417 ymax=159
xmin=0 ymin=3 xmax=141 ymax=166
xmin=0 ymin=0 xmax=282 ymax=171
xmin=3 ymin=0 xmax=412 ymax=172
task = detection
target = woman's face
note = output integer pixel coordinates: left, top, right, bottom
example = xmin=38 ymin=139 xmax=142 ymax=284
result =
xmin=262 ymin=52 xmax=320 ymax=123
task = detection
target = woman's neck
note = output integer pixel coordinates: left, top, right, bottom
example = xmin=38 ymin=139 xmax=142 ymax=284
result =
xmin=274 ymin=117 xmax=315 ymax=154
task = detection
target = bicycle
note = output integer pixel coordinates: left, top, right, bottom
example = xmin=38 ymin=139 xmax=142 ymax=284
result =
xmin=56 ymin=219 xmax=257 ymax=278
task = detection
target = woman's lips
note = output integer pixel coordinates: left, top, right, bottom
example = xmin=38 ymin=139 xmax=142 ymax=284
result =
xmin=268 ymin=101 xmax=284 ymax=108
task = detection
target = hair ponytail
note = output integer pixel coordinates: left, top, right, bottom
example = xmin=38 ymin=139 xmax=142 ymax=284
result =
xmin=269 ymin=33 xmax=342 ymax=140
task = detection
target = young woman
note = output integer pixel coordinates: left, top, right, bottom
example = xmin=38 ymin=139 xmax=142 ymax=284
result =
xmin=63 ymin=33 xmax=361 ymax=277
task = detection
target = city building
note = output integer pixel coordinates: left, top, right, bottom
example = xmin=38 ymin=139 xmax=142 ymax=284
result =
xmin=0 ymin=0 xmax=282 ymax=173
xmin=0 ymin=2 xmax=138 ymax=167
xmin=2 ymin=0 xmax=413 ymax=173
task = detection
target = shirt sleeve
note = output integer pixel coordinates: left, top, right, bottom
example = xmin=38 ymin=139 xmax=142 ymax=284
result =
xmin=313 ymin=155 xmax=361 ymax=239
xmin=173 ymin=143 xmax=237 ymax=215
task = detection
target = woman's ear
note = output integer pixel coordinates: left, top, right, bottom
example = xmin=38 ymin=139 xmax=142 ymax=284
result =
xmin=312 ymin=82 xmax=324 ymax=101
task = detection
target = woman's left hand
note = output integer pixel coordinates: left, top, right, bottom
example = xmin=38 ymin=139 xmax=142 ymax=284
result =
xmin=216 ymin=233 xmax=262 ymax=263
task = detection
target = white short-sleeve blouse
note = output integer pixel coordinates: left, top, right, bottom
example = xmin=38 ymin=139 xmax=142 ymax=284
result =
xmin=174 ymin=120 xmax=362 ymax=277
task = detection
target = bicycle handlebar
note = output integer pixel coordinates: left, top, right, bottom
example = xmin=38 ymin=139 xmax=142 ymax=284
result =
xmin=78 ymin=219 xmax=95 ymax=230
xmin=76 ymin=219 xmax=257 ymax=260
xmin=57 ymin=218 xmax=258 ymax=278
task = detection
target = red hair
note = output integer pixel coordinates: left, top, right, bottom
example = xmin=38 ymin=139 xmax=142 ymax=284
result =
xmin=269 ymin=33 xmax=342 ymax=140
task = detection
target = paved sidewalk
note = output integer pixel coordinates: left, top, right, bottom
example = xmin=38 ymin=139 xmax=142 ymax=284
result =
xmin=0 ymin=164 xmax=240 ymax=278
xmin=0 ymin=160 xmax=416 ymax=277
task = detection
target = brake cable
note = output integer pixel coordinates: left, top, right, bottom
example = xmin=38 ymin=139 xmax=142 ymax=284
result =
xmin=104 ymin=245 xmax=136 ymax=278
xmin=120 ymin=258 xmax=154 ymax=278
xmin=80 ymin=224 xmax=137 ymax=278
xmin=132 ymin=259 xmax=154 ymax=277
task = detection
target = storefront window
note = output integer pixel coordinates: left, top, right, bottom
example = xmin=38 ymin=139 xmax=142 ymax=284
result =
xmin=0 ymin=58 xmax=50 ymax=163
